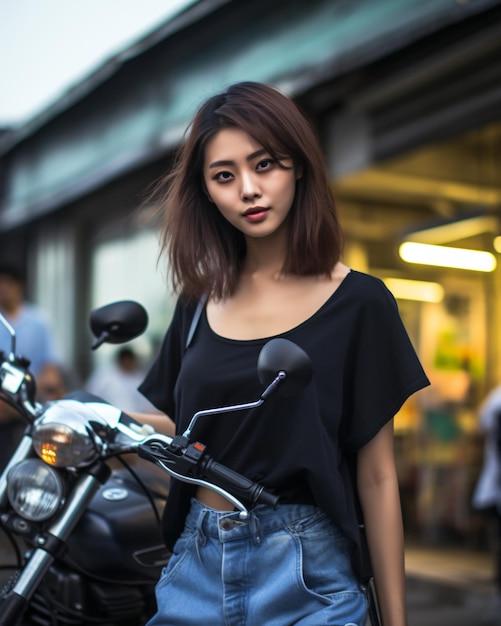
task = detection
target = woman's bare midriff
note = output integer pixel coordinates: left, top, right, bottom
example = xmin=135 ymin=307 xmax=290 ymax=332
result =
xmin=196 ymin=486 xmax=236 ymax=511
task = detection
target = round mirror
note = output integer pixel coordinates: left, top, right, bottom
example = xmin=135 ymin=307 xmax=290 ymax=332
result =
xmin=257 ymin=338 xmax=312 ymax=398
xmin=90 ymin=301 xmax=148 ymax=348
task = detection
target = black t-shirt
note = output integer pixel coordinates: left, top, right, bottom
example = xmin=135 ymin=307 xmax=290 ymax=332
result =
xmin=139 ymin=270 xmax=430 ymax=568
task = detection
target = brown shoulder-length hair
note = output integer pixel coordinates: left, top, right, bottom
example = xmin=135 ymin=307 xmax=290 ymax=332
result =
xmin=151 ymin=81 xmax=344 ymax=301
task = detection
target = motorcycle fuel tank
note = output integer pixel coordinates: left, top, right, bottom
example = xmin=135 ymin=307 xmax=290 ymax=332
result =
xmin=66 ymin=469 xmax=170 ymax=582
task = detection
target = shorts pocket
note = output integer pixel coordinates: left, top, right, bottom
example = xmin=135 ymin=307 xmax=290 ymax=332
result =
xmin=155 ymin=527 xmax=195 ymax=590
xmin=289 ymin=512 xmax=362 ymax=599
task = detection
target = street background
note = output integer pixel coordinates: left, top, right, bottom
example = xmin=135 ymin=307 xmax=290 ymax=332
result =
xmin=406 ymin=544 xmax=499 ymax=625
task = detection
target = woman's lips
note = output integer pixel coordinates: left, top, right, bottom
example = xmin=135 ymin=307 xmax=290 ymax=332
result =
xmin=243 ymin=206 xmax=269 ymax=222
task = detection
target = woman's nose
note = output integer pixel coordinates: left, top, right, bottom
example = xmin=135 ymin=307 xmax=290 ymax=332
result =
xmin=240 ymin=172 xmax=261 ymax=200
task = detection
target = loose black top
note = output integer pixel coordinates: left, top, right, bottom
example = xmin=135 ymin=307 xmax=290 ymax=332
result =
xmin=139 ymin=270 xmax=429 ymax=570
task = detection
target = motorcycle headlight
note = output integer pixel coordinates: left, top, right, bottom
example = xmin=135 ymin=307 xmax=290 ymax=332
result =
xmin=32 ymin=400 xmax=107 ymax=468
xmin=7 ymin=459 xmax=64 ymax=522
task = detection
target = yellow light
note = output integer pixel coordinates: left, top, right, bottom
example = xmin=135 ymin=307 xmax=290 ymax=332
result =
xmin=39 ymin=443 xmax=58 ymax=466
xmin=494 ymin=236 xmax=501 ymax=254
xmin=384 ymin=278 xmax=444 ymax=303
xmin=406 ymin=215 xmax=499 ymax=245
xmin=399 ymin=242 xmax=497 ymax=272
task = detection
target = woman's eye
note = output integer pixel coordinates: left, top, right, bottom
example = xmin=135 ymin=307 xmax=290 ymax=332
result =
xmin=215 ymin=171 xmax=233 ymax=182
xmin=257 ymin=159 xmax=274 ymax=171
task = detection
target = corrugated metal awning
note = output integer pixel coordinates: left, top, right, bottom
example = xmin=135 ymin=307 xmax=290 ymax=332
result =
xmin=1 ymin=0 xmax=499 ymax=230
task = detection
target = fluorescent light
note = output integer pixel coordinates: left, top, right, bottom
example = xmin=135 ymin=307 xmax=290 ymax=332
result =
xmin=399 ymin=242 xmax=497 ymax=272
xmin=384 ymin=278 xmax=444 ymax=303
xmin=406 ymin=215 xmax=498 ymax=245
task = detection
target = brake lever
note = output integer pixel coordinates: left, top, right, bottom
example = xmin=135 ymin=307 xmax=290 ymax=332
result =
xmin=139 ymin=435 xmax=251 ymax=519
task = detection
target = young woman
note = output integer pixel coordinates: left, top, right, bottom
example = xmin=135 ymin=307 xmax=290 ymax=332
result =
xmin=138 ymin=82 xmax=429 ymax=625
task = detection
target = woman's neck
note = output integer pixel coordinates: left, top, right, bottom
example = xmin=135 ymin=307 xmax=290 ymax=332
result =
xmin=242 ymin=232 xmax=288 ymax=280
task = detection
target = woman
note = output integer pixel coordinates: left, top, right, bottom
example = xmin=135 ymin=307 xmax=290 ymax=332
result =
xmin=138 ymin=82 xmax=429 ymax=625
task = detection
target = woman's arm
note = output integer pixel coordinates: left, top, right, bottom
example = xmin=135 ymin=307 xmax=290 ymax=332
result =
xmin=128 ymin=411 xmax=176 ymax=436
xmin=357 ymin=419 xmax=407 ymax=626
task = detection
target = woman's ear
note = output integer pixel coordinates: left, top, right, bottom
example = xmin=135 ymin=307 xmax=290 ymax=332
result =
xmin=295 ymin=162 xmax=304 ymax=180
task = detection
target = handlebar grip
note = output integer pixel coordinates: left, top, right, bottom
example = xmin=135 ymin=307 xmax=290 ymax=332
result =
xmin=201 ymin=457 xmax=279 ymax=509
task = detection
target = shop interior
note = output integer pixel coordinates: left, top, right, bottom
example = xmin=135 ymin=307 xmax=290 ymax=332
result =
xmin=334 ymin=120 xmax=501 ymax=547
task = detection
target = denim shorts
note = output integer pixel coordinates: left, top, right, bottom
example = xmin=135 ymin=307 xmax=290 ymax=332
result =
xmin=146 ymin=498 xmax=368 ymax=626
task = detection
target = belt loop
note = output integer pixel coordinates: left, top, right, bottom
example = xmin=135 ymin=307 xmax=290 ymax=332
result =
xmin=249 ymin=511 xmax=263 ymax=547
xmin=195 ymin=508 xmax=208 ymax=562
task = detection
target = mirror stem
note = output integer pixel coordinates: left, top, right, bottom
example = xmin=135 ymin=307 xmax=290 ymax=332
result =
xmin=183 ymin=398 xmax=264 ymax=438
xmin=182 ymin=371 xmax=287 ymax=439
xmin=260 ymin=371 xmax=286 ymax=401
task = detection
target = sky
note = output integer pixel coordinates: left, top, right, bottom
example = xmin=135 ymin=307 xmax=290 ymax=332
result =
xmin=0 ymin=0 xmax=195 ymax=128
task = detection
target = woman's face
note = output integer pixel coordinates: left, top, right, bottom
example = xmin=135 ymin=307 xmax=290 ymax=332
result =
xmin=203 ymin=127 xmax=298 ymax=241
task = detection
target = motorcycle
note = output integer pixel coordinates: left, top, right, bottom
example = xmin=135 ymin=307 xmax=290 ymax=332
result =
xmin=0 ymin=300 xmax=311 ymax=626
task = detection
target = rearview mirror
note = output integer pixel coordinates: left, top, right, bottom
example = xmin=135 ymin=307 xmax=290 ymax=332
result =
xmin=90 ymin=301 xmax=148 ymax=350
xmin=257 ymin=338 xmax=312 ymax=398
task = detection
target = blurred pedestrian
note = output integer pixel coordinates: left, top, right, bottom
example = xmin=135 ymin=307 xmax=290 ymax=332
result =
xmin=86 ymin=346 xmax=158 ymax=414
xmin=0 ymin=262 xmax=60 ymax=469
xmin=472 ymin=382 xmax=501 ymax=614
xmin=36 ymin=362 xmax=79 ymax=404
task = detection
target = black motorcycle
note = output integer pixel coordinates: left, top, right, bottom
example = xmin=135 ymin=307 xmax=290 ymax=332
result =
xmin=0 ymin=300 xmax=310 ymax=626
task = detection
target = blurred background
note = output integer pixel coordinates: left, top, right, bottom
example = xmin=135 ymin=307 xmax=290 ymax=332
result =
xmin=1 ymin=0 xmax=501 ymax=618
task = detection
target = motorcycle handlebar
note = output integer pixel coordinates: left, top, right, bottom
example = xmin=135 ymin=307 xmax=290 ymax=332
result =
xmin=200 ymin=456 xmax=279 ymax=509
xmin=138 ymin=437 xmax=279 ymax=510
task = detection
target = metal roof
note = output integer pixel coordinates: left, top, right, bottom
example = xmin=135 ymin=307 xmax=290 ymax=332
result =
xmin=1 ymin=0 xmax=499 ymax=229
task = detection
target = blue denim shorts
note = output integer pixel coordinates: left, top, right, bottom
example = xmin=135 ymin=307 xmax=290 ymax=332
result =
xmin=146 ymin=498 xmax=368 ymax=626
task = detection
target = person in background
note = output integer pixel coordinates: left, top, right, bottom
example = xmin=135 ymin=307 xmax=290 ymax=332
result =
xmin=134 ymin=82 xmax=429 ymax=626
xmin=86 ymin=346 xmax=158 ymax=414
xmin=472 ymin=382 xmax=501 ymax=616
xmin=0 ymin=262 xmax=60 ymax=470
xmin=36 ymin=362 xmax=79 ymax=404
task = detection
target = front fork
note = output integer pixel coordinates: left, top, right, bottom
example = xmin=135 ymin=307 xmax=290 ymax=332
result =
xmin=0 ymin=435 xmax=33 ymax=507
xmin=0 ymin=460 xmax=110 ymax=626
